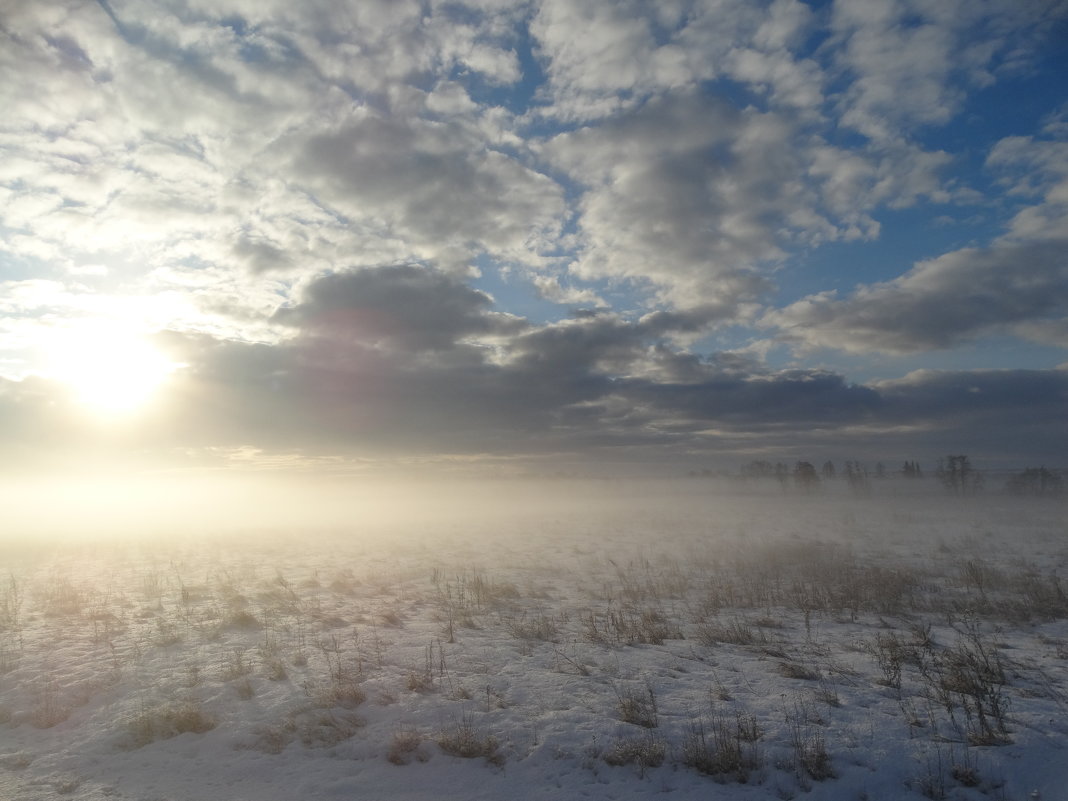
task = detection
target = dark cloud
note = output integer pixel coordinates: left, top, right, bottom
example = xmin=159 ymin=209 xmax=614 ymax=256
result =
xmin=870 ymin=367 xmax=1068 ymax=464
xmin=5 ymin=309 xmax=1063 ymax=473
xmin=274 ymin=265 xmax=526 ymax=352
xmin=767 ymin=239 xmax=1068 ymax=353
xmin=232 ymin=234 xmax=293 ymax=274
xmin=621 ymin=369 xmax=882 ymax=428
xmin=636 ymin=307 xmax=744 ymax=337
xmin=72 ymin=288 xmax=1058 ymax=468
xmin=876 ymin=367 xmax=1068 ymax=427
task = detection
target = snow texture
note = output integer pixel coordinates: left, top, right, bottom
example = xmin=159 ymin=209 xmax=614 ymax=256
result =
xmin=1 ymin=480 xmax=1065 ymax=800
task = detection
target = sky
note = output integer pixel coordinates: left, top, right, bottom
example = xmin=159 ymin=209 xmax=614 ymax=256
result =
xmin=1 ymin=0 xmax=1067 ymax=483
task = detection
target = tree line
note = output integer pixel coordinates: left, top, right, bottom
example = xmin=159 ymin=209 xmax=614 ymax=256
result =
xmin=725 ymin=456 xmax=1063 ymax=497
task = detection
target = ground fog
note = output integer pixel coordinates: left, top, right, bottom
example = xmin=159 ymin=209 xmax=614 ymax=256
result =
xmin=1 ymin=479 xmax=1066 ymax=800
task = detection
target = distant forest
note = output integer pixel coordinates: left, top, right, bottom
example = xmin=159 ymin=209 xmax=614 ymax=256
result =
xmin=691 ymin=456 xmax=1064 ymax=497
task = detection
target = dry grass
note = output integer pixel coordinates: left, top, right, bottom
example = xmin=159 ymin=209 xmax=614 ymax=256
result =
xmin=387 ymin=729 xmax=428 ymax=764
xmin=679 ymin=710 xmax=764 ymax=783
xmin=436 ymin=714 xmax=502 ymax=765
xmin=124 ymin=699 xmax=215 ymax=749
xmin=614 ymin=680 xmax=659 ymax=728
xmin=603 ymin=733 xmax=666 ymax=776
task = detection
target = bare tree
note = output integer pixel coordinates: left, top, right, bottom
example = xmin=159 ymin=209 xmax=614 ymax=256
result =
xmin=844 ymin=460 xmax=870 ymax=493
xmin=793 ymin=461 xmax=820 ymax=492
xmin=938 ymin=455 xmax=983 ymax=495
xmin=1005 ymin=467 xmax=1062 ymax=497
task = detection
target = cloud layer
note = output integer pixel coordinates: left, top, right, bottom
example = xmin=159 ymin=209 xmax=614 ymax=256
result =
xmin=3 ymin=267 xmax=1065 ymax=473
xmin=2 ymin=0 xmax=1066 ymax=471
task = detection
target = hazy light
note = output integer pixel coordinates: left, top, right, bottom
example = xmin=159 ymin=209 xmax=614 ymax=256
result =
xmin=43 ymin=322 xmax=183 ymax=416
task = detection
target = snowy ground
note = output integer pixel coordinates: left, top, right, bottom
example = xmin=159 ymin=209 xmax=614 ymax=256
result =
xmin=1 ymin=480 xmax=1066 ymax=800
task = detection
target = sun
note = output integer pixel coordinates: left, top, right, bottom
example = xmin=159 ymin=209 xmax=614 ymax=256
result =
xmin=45 ymin=324 xmax=182 ymax=416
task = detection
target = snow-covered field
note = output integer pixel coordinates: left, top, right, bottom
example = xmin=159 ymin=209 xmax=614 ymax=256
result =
xmin=1 ymin=480 xmax=1066 ymax=800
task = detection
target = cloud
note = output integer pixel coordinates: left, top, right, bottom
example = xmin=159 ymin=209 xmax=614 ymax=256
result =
xmin=725 ymin=46 xmax=824 ymax=111
xmin=530 ymin=0 xmax=824 ymax=121
xmin=152 ymin=314 xmax=1067 ymax=466
xmin=530 ymin=0 xmax=669 ymax=120
xmin=765 ymin=239 xmax=1068 ymax=353
xmin=140 ymin=286 xmax=816 ymax=458
xmin=231 ymin=234 xmax=292 ymax=274
xmin=274 ymin=265 xmax=526 ymax=352
xmin=871 ymin=367 xmax=1068 ymax=460
xmin=543 ymin=92 xmax=881 ymax=312
xmin=0 ymin=0 xmax=558 ymax=282
xmin=875 ymin=366 xmax=1067 ymax=421
xmin=531 ymin=276 xmax=609 ymax=308
xmin=285 ymin=109 xmax=565 ymax=273
xmin=621 ymin=368 xmax=882 ymax=430
xmin=831 ymin=0 xmax=962 ymax=141
xmin=986 ymin=132 xmax=1068 ymax=240
xmin=154 ymin=272 xmax=1068 ymax=461
xmin=0 ymin=0 xmax=1020 ymax=335
xmin=5 ymin=292 xmax=1064 ymax=470
xmin=767 ymin=127 xmax=1068 ymax=355
xmin=2 ymin=0 xmax=1066 ymax=473
xmin=829 ymin=0 xmax=1067 ymax=143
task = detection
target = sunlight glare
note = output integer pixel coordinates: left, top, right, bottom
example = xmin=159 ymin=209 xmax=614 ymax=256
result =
xmin=46 ymin=325 xmax=182 ymax=416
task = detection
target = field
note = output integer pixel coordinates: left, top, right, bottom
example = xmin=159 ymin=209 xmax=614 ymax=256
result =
xmin=1 ymin=480 xmax=1066 ymax=800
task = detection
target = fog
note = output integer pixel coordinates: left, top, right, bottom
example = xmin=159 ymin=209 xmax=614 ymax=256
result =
xmin=0 ymin=467 xmax=1033 ymax=546
xmin=1 ymin=472 xmax=718 ymax=542
xmin=2 ymin=467 xmax=1066 ymax=801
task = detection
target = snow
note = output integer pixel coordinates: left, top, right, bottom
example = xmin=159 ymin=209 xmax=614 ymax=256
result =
xmin=1 ymin=480 xmax=1066 ymax=800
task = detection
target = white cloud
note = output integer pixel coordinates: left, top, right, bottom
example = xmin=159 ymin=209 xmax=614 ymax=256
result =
xmin=531 ymin=0 xmax=660 ymax=116
xmin=285 ymin=108 xmax=566 ymax=273
xmin=0 ymin=0 xmax=570 ymax=342
xmin=0 ymin=0 xmax=970 ymax=340
xmin=831 ymin=0 xmax=960 ymax=141
xmin=986 ymin=130 xmax=1068 ymax=244
xmin=830 ymin=0 xmax=1065 ymax=143
xmin=725 ymin=47 xmax=824 ymax=110
xmin=531 ymin=0 xmax=830 ymax=121
xmin=987 ymin=135 xmax=1068 ymax=195
xmin=543 ymin=92 xmax=922 ymax=313
xmin=531 ymin=276 xmax=609 ymax=308
xmin=426 ymin=81 xmax=480 ymax=116
xmin=754 ymin=0 xmax=814 ymax=50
